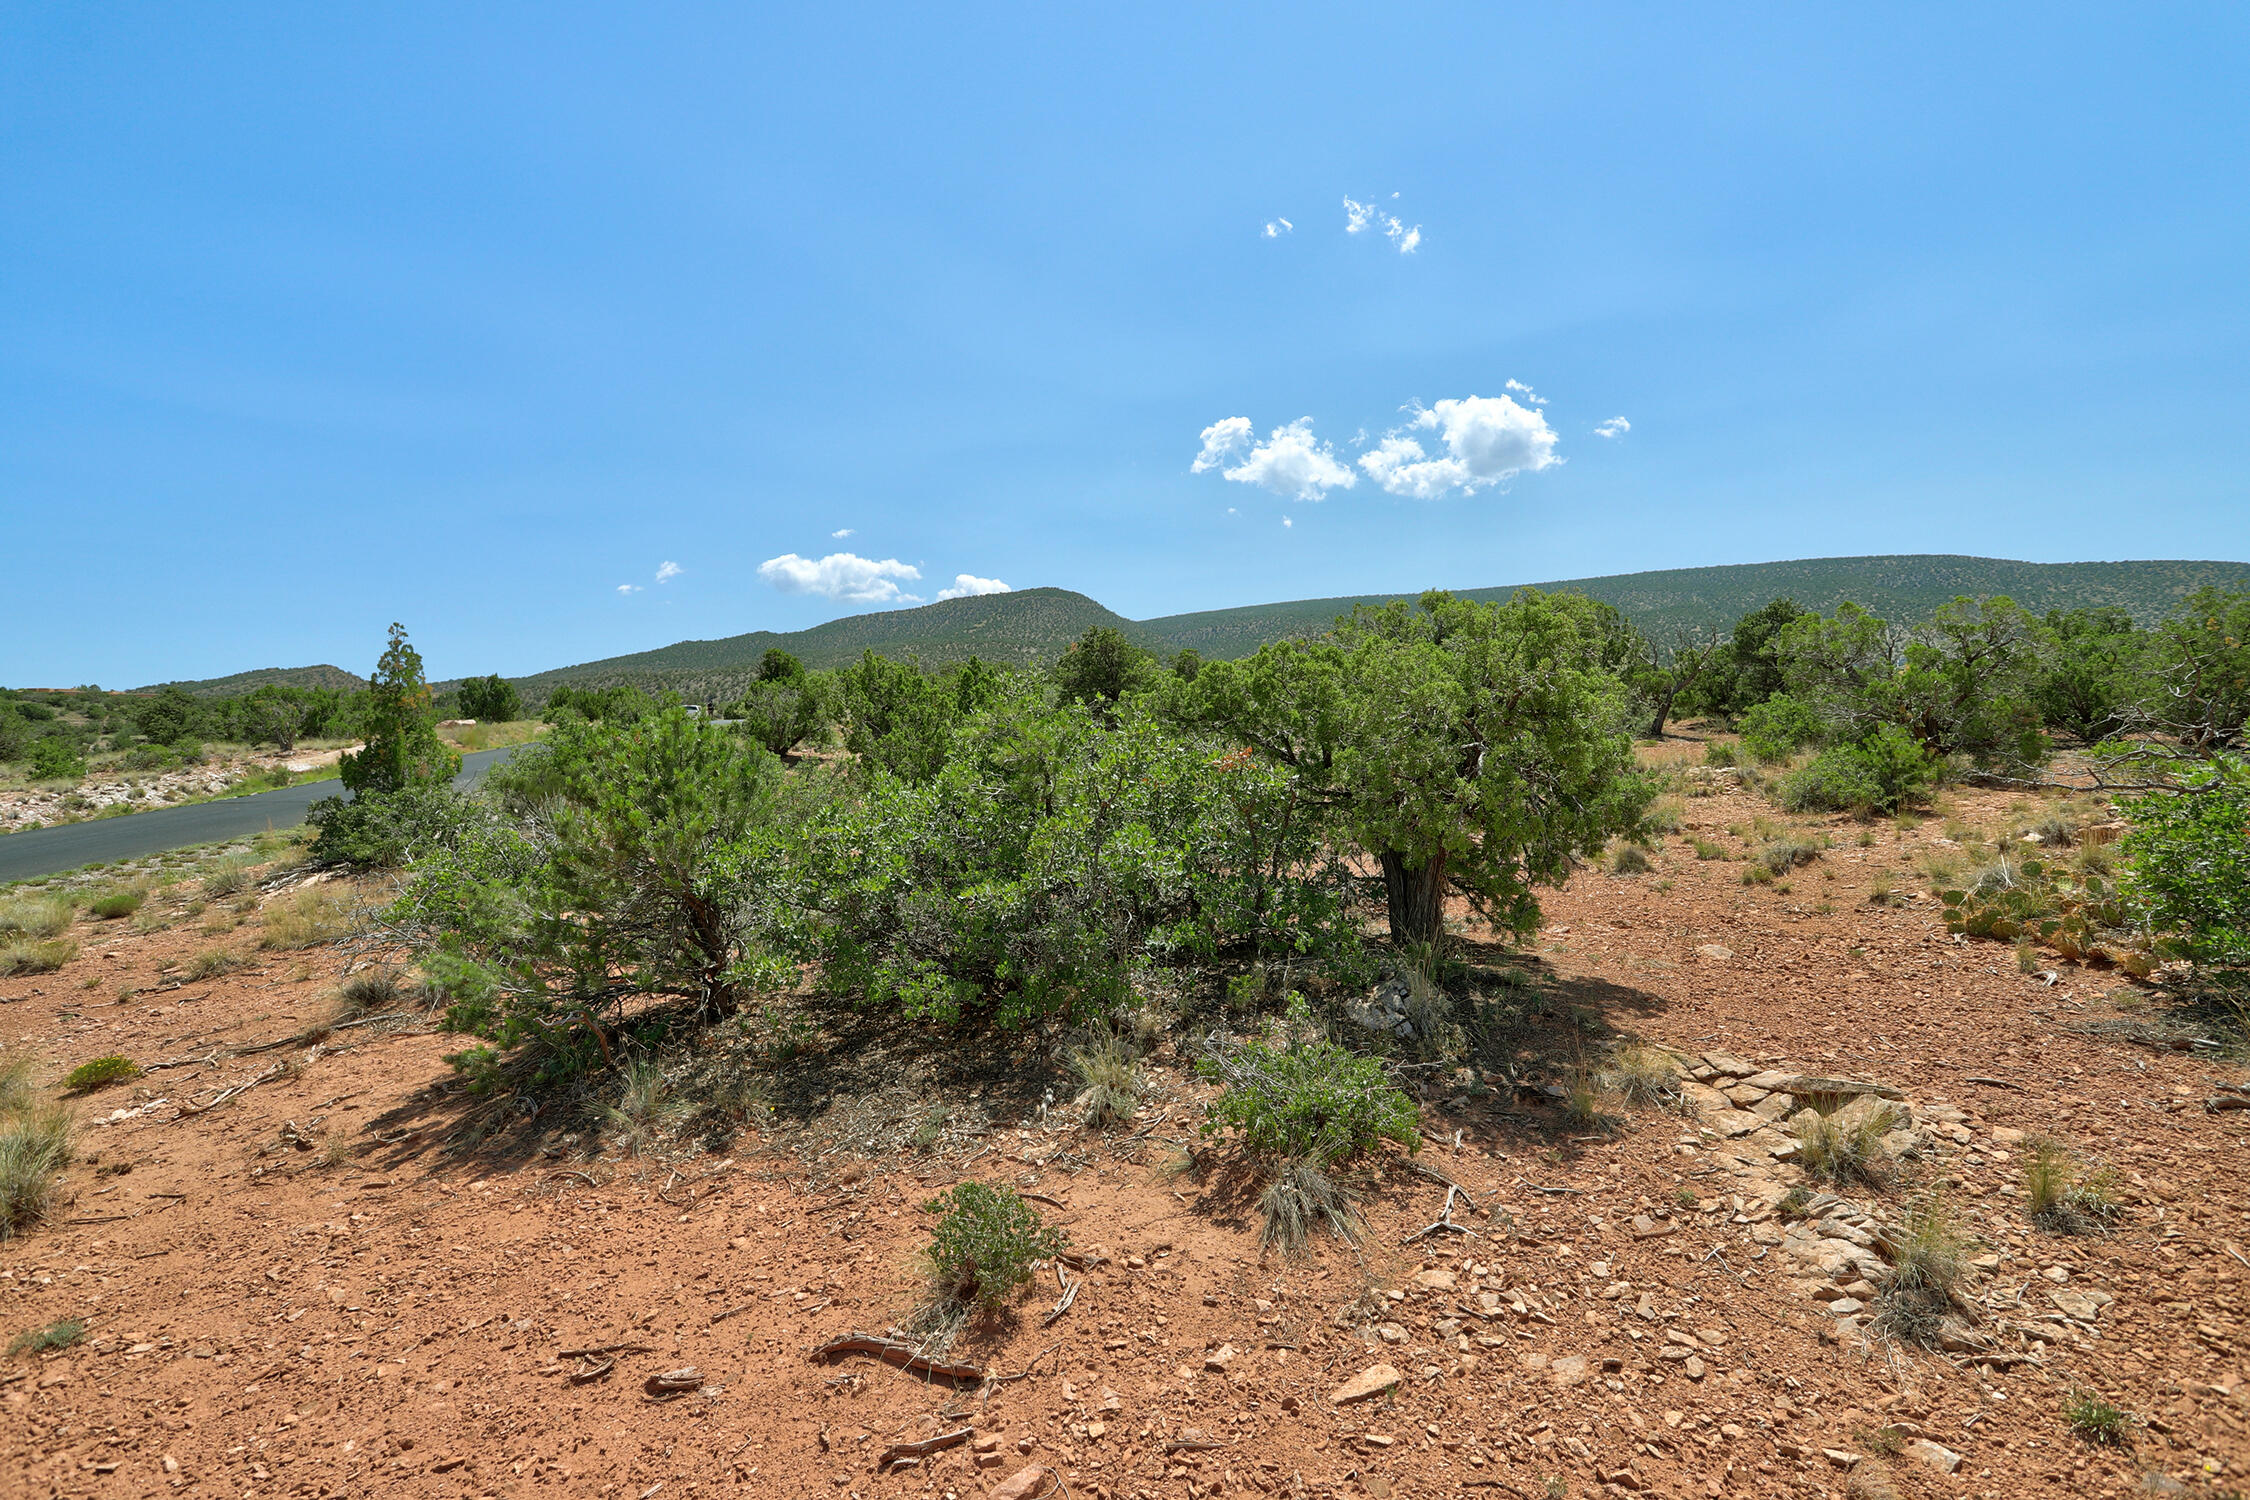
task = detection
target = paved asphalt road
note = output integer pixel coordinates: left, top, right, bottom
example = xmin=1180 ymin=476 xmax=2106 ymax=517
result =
xmin=0 ymin=746 xmax=522 ymax=884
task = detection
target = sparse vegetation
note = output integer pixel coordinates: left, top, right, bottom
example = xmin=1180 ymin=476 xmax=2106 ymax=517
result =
xmin=920 ymin=1180 xmax=1064 ymax=1312
xmin=335 ymin=966 xmax=404 ymax=1019
xmin=1872 ymin=1194 xmax=1972 ymax=1348
xmin=0 ymin=1087 xmax=72 ymax=1241
xmin=2024 ymin=1138 xmax=2123 ymax=1233
xmin=0 ymin=938 xmax=76 ymax=977
xmin=259 ymin=884 xmax=351 ymax=949
xmin=1796 ymin=1103 xmax=1896 ymax=1189
xmin=2063 ymin=1391 xmax=2134 ymax=1448
xmin=182 ymin=947 xmax=247 ymax=982
xmin=1609 ymin=842 xmax=1652 ymax=875
xmin=0 ymin=895 xmax=73 ymax=940
xmin=1757 ymin=837 xmax=1821 ymax=877
xmin=1068 ymin=1030 xmax=1141 ymax=1129
xmin=63 ymin=1056 xmax=140 ymax=1092
xmin=6 ymin=1318 xmax=86 ymax=1357
xmin=1601 ymin=1042 xmax=1679 ymax=1108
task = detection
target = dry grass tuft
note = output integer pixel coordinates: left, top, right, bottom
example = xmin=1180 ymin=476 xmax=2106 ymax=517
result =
xmin=1068 ymin=1030 xmax=1142 ymax=1130
xmin=1601 ymin=1042 xmax=1680 ymax=1109
xmin=1796 ymin=1105 xmax=1897 ymax=1190
xmin=0 ymin=1102 xmax=73 ymax=1242
xmin=259 ymin=885 xmax=351 ymax=950
xmin=0 ymin=895 xmax=73 ymax=941
xmin=1257 ymin=1159 xmax=1361 ymax=1254
xmin=1873 ymin=1194 xmax=1972 ymax=1348
xmin=2024 ymin=1137 xmax=2124 ymax=1234
xmin=0 ymin=938 xmax=76 ymax=977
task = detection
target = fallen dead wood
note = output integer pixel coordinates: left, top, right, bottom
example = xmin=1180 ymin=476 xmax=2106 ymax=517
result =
xmin=1162 ymin=1432 xmax=1223 ymax=1454
xmin=1404 ymin=1183 xmax=1479 ymax=1244
xmin=1043 ymin=1266 xmax=1080 ymax=1327
xmin=556 ymin=1341 xmax=657 ymax=1359
xmin=1020 ymin=1191 xmax=1068 ymax=1210
xmin=1055 ymin=1250 xmax=1110 ymax=1272
xmin=1964 ymin=1075 xmax=2024 ymax=1091
xmin=812 ymin=1333 xmax=985 ymax=1385
xmin=175 ymin=1062 xmax=287 ymax=1119
xmin=567 ymin=1356 xmax=614 ymax=1384
xmin=874 ymin=1427 xmax=971 ymax=1471
xmin=987 ymin=1340 xmax=1064 ymax=1387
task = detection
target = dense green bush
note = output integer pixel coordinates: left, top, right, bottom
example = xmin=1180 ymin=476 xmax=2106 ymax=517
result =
xmin=2121 ymin=755 xmax=2250 ymax=978
xmin=1200 ymin=1000 xmax=1420 ymax=1166
xmin=309 ymin=783 xmax=484 ymax=869
xmin=1776 ymin=724 xmax=1935 ymax=815
xmin=455 ymin=674 xmax=522 ymax=723
xmin=26 ymin=736 xmax=84 ymax=781
xmin=920 ymin=1181 xmax=1065 ymax=1310
xmin=1737 ymin=694 xmax=1824 ymax=763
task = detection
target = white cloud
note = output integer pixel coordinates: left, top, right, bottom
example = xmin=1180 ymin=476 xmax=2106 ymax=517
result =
xmin=1191 ymin=416 xmax=1253 ymax=474
xmin=1261 ymin=217 xmax=1294 ymax=239
xmin=1357 ymin=393 xmax=1561 ymax=498
xmin=1594 ymin=416 xmax=1631 ymax=439
xmin=655 ymin=560 xmax=682 ymax=583
xmin=831 ymin=527 xmax=855 ymax=538
xmin=937 ymin=574 xmax=1011 ymax=601
xmin=1343 ymin=196 xmax=1421 ymax=253
xmin=1191 ymin=416 xmax=1357 ymax=500
xmin=757 ymin=552 xmax=923 ymax=604
xmin=1504 ymin=379 xmax=1547 ymax=406
xmin=1281 ymin=516 xmax=1293 ymax=528
xmin=617 ymin=583 xmax=641 ymax=594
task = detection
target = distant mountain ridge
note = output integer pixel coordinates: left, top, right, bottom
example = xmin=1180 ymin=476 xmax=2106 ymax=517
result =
xmin=128 ymin=555 xmax=2250 ymax=704
xmin=132 ymin=664 xmax=367 ymax=697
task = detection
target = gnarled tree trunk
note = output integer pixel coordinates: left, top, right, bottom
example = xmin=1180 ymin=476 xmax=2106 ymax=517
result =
xmin=1378 ymin=850 xmax=1448 ymax=949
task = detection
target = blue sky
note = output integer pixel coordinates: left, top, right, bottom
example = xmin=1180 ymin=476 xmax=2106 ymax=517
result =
xmin=4 ymin=5 xmax=2246 ymax=687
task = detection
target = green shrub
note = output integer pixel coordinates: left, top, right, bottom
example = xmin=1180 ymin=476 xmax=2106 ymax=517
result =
xmin=1778 ymin=726 xmax=1934 ymax=815
xmin=307 ymin=784 xmax=482 ymax=871
xmin=27 ymin=736 xmax=86 ymax=781
xmin=86 ymin=890 xmax=143 ymax=921
xmin=2121 ymin=755 xmax=2250 ymax=982
xmin=6 ymin=1317 xmax=85 ymax=1356
xmin=921 ymin=1181 xmax=1065 ymax=1310
xmin=2063 ymin=1391 xmax=2133 ymax=1448
xmin=63 ymin=1056 xmax=139 ymax=1092
xmin=1738 ymin=695 xmax=1823 ymax=764
xmin=1200 ymin=1000 xmax=1420 ymax=1167
xmin=1689 ymin=836 xmax=1728 ymax=861
xmin=455 ymin=674 xmax=522 ymax=723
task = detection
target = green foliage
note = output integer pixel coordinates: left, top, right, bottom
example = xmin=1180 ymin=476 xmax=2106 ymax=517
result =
xmin=1175 ymin=589 xmax=1648 ymax=948
xmin=543 ymin=682 xmax=658 ymax=723
xmin=921 ymin=1181 xmax=1065 ymax=1309
xmin=727 ymin=672 xmax=835 ymax=758
xmin=1200 ymin=1000 xmax=1420 ymax=1167
xmin=2063 ymin=1392 xmax=2134 ymax=1448
xmin=455 ymin=674 xmax=522 ymax=723
xmin=835 ymin=650 xmax=957 ymax=783
xmin=339 ymin=624 xmax=460 ymax=796
xmin=26 ymin=735 xmax=85 ymax=781
xmin=6 ymin=1318 xmax=86 ymax=1356
xmin=2142 ymin=587 xmax=2250 ymax=750
xmin=2121 ymin=755 xmax=2250 ymax=977
xmin=801 ymin=707 xmax=1363 ymax=1028
xmin=86 ymin=890 xmax=143 ymax=920
xmin=2035 ymin=607 xmax=2141 ymax=742
xmin=0 ymin=1100 xmax=72 ymax=1242
xmin=757 ymin=648 xmax=804 ymax=683
xmin=1736 ymin=694 xmax=1824 ymax=763
xmin=309 ymin=783 xmax=484 ymax=870
xmin=1776 ymin=725 xmax=1936 ymax=815
xmin=63 ymin=1056 xmax=140 ymax=1091
xmin=2024 ymin=1137 xmax=2123 ymax=1234
xmin=1052 ymin=626 xmax=1159 ymax=720
xmin=396 ymin=710 xmax=792 ymax=1083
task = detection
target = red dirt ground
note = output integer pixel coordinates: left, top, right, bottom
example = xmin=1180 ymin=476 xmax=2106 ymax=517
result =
xmin=3 ymin=775 xmax=2246 ymax=1500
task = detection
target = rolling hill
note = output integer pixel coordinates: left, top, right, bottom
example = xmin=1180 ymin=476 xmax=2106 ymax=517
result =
xmin=132 ymin=664 xmax=368 ymax=697
xmin=124 ymin=555 xmax=2250 ymax=704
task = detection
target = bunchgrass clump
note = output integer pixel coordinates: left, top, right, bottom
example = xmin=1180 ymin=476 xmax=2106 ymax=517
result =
xmin=1068 ymin=1029 xmax=1141 ymax=1130
xmin=1689 ymin=836 xmax=1729 ymax=861
xmin=6 ymin=1318 xmax=86 ymax=1357
xmin=334 ymin=967 xmax=404 ymax=1021
xmin=1797 ymin=1105 xmax=1897 ymax=1190
xmin=62 ymin=1056 xmax=139 ymax=1092
xmin=921 ymin=1180 xmax=1064 ymax=1312
xmin=597 ymin=1059 xmax=675 ymax=1155
xmin=0 ymin=1104 xmax=73 ymax=1241
xmin=182 ymin=947 xmax=246 ymax=982
xmin=1777 ymin=1184 xmax=1814 ymax=1220
xmin=1758 ymin=838 xmax=1821 ymax=878
xmin=0 ymin=896 xmax=74 ymax=940
xmin=1257 ymin=1159 xmax=1361 ymax=1253
xmin=2063 ymin=1391 xmax=2133 ymax=1448
xmin=0 ymin=938 xmax=76 ymax=977
xmin=1601 ymin=1042 xmax=1680 ymax=1109
xmin=2024 ymin=1137 xmax=2124 ymax=1234
xmin=1609 ymin=843 xmax=1652 ymax=876
xmin=1873 ymin=1194 xmax=1972 ymax=1348
xmin=200 ymin=859 xmax=253 ymax=898
xmin=259 ymin=885 xmax=350 ymax=950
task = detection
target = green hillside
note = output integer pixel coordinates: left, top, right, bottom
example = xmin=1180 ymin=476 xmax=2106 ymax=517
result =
xmin=132 ymin=664 xmax=367 ymax=697
xmin=1141 ymin=555 xmax=2250 ymax=658
xmin=505 ymin=587 xmax=1150 ymax=705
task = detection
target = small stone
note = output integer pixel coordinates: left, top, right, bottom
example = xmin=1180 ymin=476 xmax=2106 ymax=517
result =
xmin=1823 ymin=1448 xmax=1862 ymax=1469
xmin=1549 ymin=1354 xmax=1592 ymax=1387
xmin=1412 ymin=1268 xmax=1458 ymax=1291
xmin=2043 ymin=1265 xmax=2071 ymax=1284
xmin=989 ymin=1467 xmax=1061 ymax=1500
xmin=1683 ymin=1356 xmax=1706 ymax=1381
xmin=1828 ymin=1298 xmax=1865 ymax=1316
xmin=1375 ymin=1322 xmax=1407 ymax=1344
xmin=1204 ymin=1344 xmax=1237 ymax=1372
xmin=1696 ymin=945 xmax=1735 ymax=963
xmin=1905 ymin=1438 xmax=1963 ymax=1473
xmin=1332 ymin=1364 xmax=1403 ymax=1405
xmin=1631 ymin=1215 xmax=1672 ymax=1239
xmin=1990 ymin=1127 xmax=2025 ymax=1146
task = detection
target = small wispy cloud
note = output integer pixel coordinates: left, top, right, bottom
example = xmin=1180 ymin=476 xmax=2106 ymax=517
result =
xmin=1281 ymin=516 xmax=1293 ymax=528
xmin=1504 ymin=379 xmax=1547 ymax=406
xmin=1343 ymin=194 xmax=1421 ymax=254
xmin=1262 ymin=217 xmax=1294 ymax=239
xmin=655 ymin=560 xmax=682 ymax=583
xmin=1593 ymin=416 xmax=1631 ymax=439
xmin=831 ymin=527 xmax=854 ymax=538
xmin=617 ymin=583 xmax=642 ymax=595
xmin=757 ymin=552 xmax=922 ymax=604
xmin=937 ymin=574 xmax=1011 ymax=601
xmin=1191 ymin=416 xmax=1357 ymax=501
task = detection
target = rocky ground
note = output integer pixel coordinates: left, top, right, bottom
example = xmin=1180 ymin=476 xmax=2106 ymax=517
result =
xmin=2 ymin=773 xmax=2247 ymax=1500
xmin=0 ymin=748 xmax=357 ymax=834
